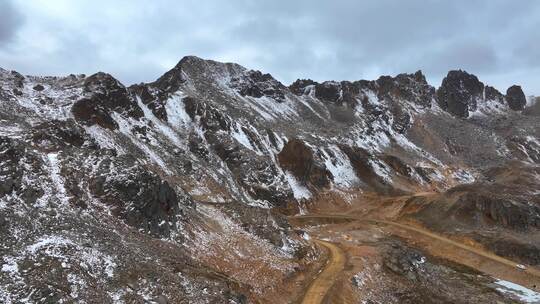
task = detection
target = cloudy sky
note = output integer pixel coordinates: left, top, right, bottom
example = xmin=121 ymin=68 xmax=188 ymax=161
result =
xmin=1 ymin=0 xmax=539 ymax=94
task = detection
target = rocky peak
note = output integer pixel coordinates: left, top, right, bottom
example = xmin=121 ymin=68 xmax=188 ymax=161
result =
xmin=289 ymin=79 xmax=318 ymax=95
xmin=72 ymin=72 xmax=143 ymax=130
xmin=376 ymin=70 xmax=435 ymax=108
xmin=437 ymin=70 xmax=485 ymax=117
xmin=485 ymin=85 xmax=504 ymax=103
xmin=313 ymin=81 xmax=364 ymax=108
xmin=413 ymin=70 xmax=428 ymax=84
xmin=230 ymin=70 xmax=288 ymax=102
xmin=506 ymin=85 xmax=526 ymax=111
xmin=152 ymin=58 xmax=189 ymax=93
xmin=153 ymin=56 xmax=234 ymax=91
xmin=83 ymin=72 xmax=126 ymax=94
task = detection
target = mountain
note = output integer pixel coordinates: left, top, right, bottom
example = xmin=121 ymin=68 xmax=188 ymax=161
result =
xmin=1 ymin=57 xmax=539 ymax=303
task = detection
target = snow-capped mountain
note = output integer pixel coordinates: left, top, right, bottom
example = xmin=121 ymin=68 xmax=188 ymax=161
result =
xmin=1 ymin=56 xmax=539 ymax=303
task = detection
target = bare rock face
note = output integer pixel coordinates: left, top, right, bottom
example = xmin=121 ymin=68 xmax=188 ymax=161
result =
xmin=437 ymin=70 xmax=485 ymax=117
xmin=376 ymin=70 xmax=435 ymax=108
xmin=183 ymin=96 xmax=231 ymax=131
xmin=231 ymin=70 xmax=287 ymax=102
xmin=208 ymin=131 xmax=293 ymax=207
xmin=314 ymin=81 xmax=343 ymax=104
xmin=130 ymin=83 xmax=168 ymax=120
xmin=89 ymin=155 xmax=182 ymax=237
xmin=32 ymin=84 xmax=45 ymax=91
xmin=340 ymin=145 xmax=401 ymax=195
xmin=289 ymin=79 xmax=317 ymax=95
xmin=314 ymin=81 xmax=361 ymax=107
xmin=30 ymin=120 xmax=88 ymax=152
xmin=278 ymin=138 xmax=332 ymax=189
xmin=506 ymin=85 xmax=526 ymax=110
xmin=72 ymin=72 xmax=143 ymax=130
xmin=0 ymin=137 xmax=26 ymax=197
xmin=485 ymin=85 xmax=504 ymax=103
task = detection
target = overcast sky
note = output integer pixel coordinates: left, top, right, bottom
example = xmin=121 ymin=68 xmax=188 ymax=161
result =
xmin=1 ymin=0 xmax=539 ymax=94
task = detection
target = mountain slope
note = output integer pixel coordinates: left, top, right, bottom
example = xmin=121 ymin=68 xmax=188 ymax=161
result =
xmin=0 ymin=57 xmax=539 ymax=303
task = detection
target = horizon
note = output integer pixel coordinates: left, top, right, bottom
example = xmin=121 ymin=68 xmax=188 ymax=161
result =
xmin=1 ymin=55 xmax=536 ymax=99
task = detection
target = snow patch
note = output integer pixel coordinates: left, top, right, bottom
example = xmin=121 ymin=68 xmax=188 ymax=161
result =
xmin=285 ymin=172 xmax=311 ymax=200
xmin=165 ymin=93 xmax=191 ymax=127
xmin=46 ymin=153 xmax=69 ymax=205
xmin=231 ymin=123 xmax=257 ymax=152
xmin=136 ymin=96 xmax=184 ymax=147
xmin=494 ymin=279 xmax=540 ymax=303
xmin=84 ymin=125 xmax=126 ymax=154
xmin=469 ymin=98 xmax=507 ymax=117
xmin=321 ymin=145 xmax=359 ymax=187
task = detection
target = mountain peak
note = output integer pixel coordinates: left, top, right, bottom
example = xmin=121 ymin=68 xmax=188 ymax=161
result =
xmin=153 ymin=55 xmax=247 ymax=93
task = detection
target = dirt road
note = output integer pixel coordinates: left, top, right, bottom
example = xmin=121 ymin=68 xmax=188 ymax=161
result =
xmin=293 ymin=214 xmax=540 ymax=279
xmin=300 ymin=240 xmax=346 ymax=304
xmin=379 ymin=219 xmax=540 ymax=277
xmin=293 ymin=213 xmax=540 ymax=301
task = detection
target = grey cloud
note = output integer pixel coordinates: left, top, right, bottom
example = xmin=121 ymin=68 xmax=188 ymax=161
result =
xmin=1 ymin=1 xmax=539 ymax=94
xmin=0 ymin=0 xmax=24 ymax=44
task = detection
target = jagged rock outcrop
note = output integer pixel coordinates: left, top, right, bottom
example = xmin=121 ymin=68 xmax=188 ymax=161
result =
xmin=72 ymin=72 xmax=143 ymax=129
xmin=31 ymin=120 xmax=88 ymax=152
xmin=0 ymin=137 xmax=29 ymax=198
xmin=89 ymin=155 xmax=182 ymax=237
xmin=437 ymin=70 xmax=484 ymax=117
xmin=451 ymin=190 xmax=540 ymax=231
xmin=231 ymin=70 xmax=287 ymax=102
xmin=485 ymin=85 xmax=504 ymax=103
xmin=376 ymin=70 xmax=435 ymax=108
xmin=289 ymin=79 xmax=317 ymax=95
xmin=506 ymin=85 xmax=526 ymax=110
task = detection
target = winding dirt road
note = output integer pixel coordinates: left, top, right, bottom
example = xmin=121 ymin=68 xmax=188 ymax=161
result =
xmin=300 ymin=240 xmax=346 ymax=304
xmin=294 ymin=213 xmax=540 ymax=303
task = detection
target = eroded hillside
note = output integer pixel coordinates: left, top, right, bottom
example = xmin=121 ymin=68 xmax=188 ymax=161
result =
xmin=1 ymin=56 xmax=539 ymax=303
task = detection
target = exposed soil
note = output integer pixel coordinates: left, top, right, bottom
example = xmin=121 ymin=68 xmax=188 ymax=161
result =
xmin=300 ymin=240 xmax=346 ymax=304
xmin=292 ymin=210 xmax=540 ymax=303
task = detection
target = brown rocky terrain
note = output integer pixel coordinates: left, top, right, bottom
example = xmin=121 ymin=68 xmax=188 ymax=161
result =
xmin=1 ymin=57 xmax=539 ymax=303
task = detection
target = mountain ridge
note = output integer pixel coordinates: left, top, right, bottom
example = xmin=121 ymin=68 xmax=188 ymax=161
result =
xmin=1 ymin=55 xmax=539 ymax=303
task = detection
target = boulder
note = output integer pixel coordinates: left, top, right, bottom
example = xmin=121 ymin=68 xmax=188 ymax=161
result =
xmin=32 ymin=84 xmax=45 ymax=91
xmin=506 ymin=85 xmax=526 ymax=110
xmin=437 ymin=70 xmax=484 ymax=117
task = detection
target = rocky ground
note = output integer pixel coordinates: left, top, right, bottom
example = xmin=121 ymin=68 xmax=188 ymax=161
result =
xmin=1 ymin=56 xmax=539 ymax=303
